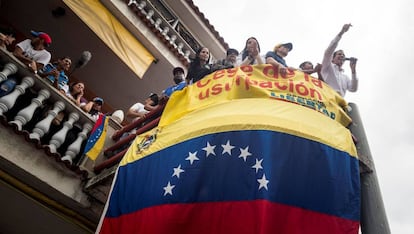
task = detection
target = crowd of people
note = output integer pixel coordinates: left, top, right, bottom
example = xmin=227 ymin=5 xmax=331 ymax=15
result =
xmin=1 ymin=23 xmax=358 ymax=127
xmin=0 ymin=28 xmax=104 ymax=121
xmin=184 ymin=23 xmax=358 ymax=98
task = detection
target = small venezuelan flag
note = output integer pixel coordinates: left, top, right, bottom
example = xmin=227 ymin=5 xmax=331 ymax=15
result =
xmin=84 ymin=114 xmax=108 ymax=160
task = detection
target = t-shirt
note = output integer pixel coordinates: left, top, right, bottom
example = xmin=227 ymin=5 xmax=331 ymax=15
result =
xmin=265 ymin=51 xmax=287 ymax=67
xmin=162 ymin=81 xmax=186 ymax=97
xmin=128 ymin=102 xmax=149 ymax=122
xmin=40 ymin=63 xmax=69 ymax=90
xmin=16 ymin=39 xmax=51 ymax=65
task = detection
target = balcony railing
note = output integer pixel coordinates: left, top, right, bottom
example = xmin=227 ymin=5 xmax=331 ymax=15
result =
xmin=0 ymin=48 xmax=127 ymax=209
xmin=125 ymin=0 xmax=198 ymax=63
xmin=0 ymin=48 xmax=167 ymax=207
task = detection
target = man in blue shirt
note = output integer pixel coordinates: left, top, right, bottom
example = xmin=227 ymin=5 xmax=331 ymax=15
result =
xmin=162 ymin=67 xmax=187 ymax=97
xmin=38 ymin=56 xmax=72 ymax=93
xmin=265 ymin=42 xmax=293 ymax=75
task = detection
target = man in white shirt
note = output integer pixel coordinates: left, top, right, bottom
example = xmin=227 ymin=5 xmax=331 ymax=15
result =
xmin=321 ymin=24 xmax=358 ymax=97
xmin=13 ymin=30 xmax=52 ymax=73
xmin=126 ymin=93 xmax=159 ymax=123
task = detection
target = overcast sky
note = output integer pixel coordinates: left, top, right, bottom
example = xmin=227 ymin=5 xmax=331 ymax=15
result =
xmin=193 ymin=0 xmax=414 ymax=233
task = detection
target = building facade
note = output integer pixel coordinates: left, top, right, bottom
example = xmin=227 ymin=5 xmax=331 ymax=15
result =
xmin=0 ymin=0 xmax=228 ymax=233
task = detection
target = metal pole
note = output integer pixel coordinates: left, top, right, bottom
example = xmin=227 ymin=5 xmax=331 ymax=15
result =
xmin=347 ymin=102 xmax=391 ymax=234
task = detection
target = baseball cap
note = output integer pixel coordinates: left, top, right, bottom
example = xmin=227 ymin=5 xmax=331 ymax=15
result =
xmin=93 ymin=97 xmax=104 ymax=105
xmin=173 ymin=67 xmax=184 ymax=75
xmin=274 ymin=42 xmax=293 ymax=52
xmin=30 ymin=30 xmax=52 ymax=46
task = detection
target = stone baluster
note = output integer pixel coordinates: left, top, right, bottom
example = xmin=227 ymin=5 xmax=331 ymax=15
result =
xmin=137 ymin=1 xmax=146 ymax=11
xmin=0 ymin=76 xmax=34 ymax=116
xmin=48 ymin=112 xmax=79 ymax=154
xmin=29 ymin=101 xmax=65 ymax=141
xmin=0 ymin=63 xmax=18 ymax=82
xmin=127 ymin=0 xmax=138 ymax=7
xmin=61 ymin=123 xmax=92 ymax=165
xmin=9 ymin=89 xmax=50 ymax=131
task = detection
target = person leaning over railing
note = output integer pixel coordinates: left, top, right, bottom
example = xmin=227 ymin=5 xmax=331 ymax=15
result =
xmin=66 ymin=81 xmax=88 ymax=108
xmin=13 ymin=30 xmax=52 ymax=74
xmin=236 ymin=37 xmax=265 ymax=67
xmin=265 ymin=42 xmax=295 ymax=76
xmin=186 ymin=47 xmax=213 ymax=84
xmin=212 ymin=48 xmax=239 ymax=70
xmin=162 ymin=67 xmax=187 ymax=98
xmin=38 ymin=56 xmax=72 ymax=94
xmin=0 ymin=27 xmax=16 ymax=50
xmin=299 ymin=61 xmax=323 ymax=81
xmin=83 ymin=97 xmax=104 ymax=121
xmin=126 ymin=93 xmax=159 ymax=125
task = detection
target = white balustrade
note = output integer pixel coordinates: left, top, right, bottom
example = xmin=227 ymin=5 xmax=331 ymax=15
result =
xmin=127 ymin=0 xmax=138 ymax=7
xmin=61 ymin=123 xmax=92 ymax=165
xmin=0 ymin=76 xmax=34 ymax=115
xmin=29 ymin=101 xmax=65 ymax=141
xmin=154 ymin=18 xmax=162 ymax=32
xmin=169 ymin=35 xmax=177 ymax=46
xmin=48 ymin=112 xmax=80 ymax=154
xmin=146 ymin=9 xmax=154 ymax=20
xmin=9 ymin=89 xmax=50 ymax=131
xmin=0 ymin=63 xmax=18 ymax=82
xmin=137 ymin=1 xmax=146 ymax=10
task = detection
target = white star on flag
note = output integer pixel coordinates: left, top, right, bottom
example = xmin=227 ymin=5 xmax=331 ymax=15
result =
xmin=202 ymin=142 xmax=216 ymax=157
xmin=238 ymin=146 xmax=252 ymax=161
xmin=185 ymin=151 xmax=199 ymax=165
xmin=221 ymin=140 xmax=235 ymax=155
xmin=257 ymin=174 xmax=269 ymax=190
xmin=163 ymin=181 xmax=175 ymax=196
xmin=252 ymin=158 xmax=263 ymax=173
xmin=172 ymin=164 xmax=185 ymax=178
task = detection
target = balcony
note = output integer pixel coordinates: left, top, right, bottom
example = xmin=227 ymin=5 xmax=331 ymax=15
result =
xmin=0 ymin=48 xmax=126 ymax=232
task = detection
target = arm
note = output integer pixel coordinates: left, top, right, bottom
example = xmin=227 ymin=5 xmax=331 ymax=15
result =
xmin=68 ymin=91 xmax=86 ymax=108
xmin=127 ymin=108 xmax=147 ymax=119
xmin=348 ymin=58 xmax=358 ymax=92
xmin=0 ymin=33 xmax=6 ymax=48
xmin=322 ymin=24 xmax=352 ymax=66
xmin=127 ymin=103 xmax=147 ymax=119
xmin=38 ymin=66 xmax=60 ymax=88
xmin=82 ymin=101 xmax=94 ymax=112
xmin=144 ymin=103 xmax=158 ymax=111
xmin=13 ymin=46 xmax=33 ymax=65
xmin=321 ymin=24 xmax=352 ymax=87
xmin=13 ymin=43 xmax=38 ymax=73
xmin=265 ymin=52 xmax=288 ymax=76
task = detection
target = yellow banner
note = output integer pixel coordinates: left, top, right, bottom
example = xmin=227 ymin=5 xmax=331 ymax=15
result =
xmin=63 ymin=0 xmax=154 ymax=78
xmin=160 ymin=65 xmax=351 ymax=127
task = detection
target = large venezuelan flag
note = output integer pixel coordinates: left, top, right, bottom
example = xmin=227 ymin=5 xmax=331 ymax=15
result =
xmin=98 ymin=66 xmax=360 ymax=234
